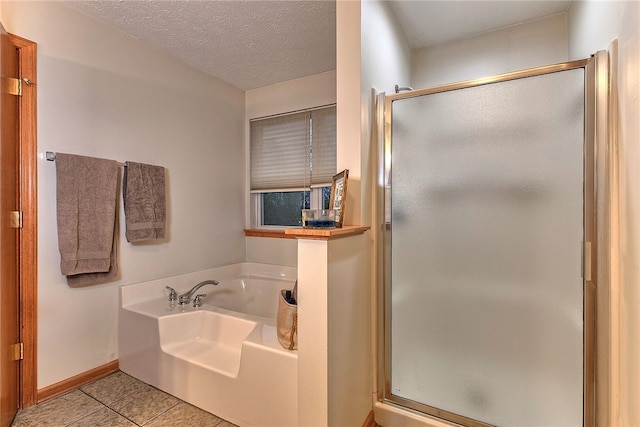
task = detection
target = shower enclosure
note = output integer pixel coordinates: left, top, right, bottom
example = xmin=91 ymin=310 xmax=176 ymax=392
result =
xmin=380 ymin=58 xmax=601 ymax=427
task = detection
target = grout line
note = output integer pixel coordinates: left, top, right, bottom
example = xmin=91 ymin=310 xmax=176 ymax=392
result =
xmin=63 ymin=392 xmax=108 ymax=427
xmin=63 ymin=405 xmax=107 ymax=427
xmin=13 ymin=373 xmax=236 ymax=427
xmin=118 ymin=411 xmax=140 ymax=427
xmin=108 ymin=406 xmax=139 ymax=427
xmin=137 ymin=399 xmax=182 ymax=426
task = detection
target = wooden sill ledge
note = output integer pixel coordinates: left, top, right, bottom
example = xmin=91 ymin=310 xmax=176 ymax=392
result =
xmin=244 ymin=225 xmax=370 ymax=240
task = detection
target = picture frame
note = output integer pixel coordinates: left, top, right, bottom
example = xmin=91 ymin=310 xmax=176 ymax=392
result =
xmin=330 ymin=169 xmax=349 ymax=228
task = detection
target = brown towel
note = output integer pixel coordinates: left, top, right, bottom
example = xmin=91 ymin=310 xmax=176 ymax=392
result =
xmin=66 ymin=226 xmax=119 ymax=287
xmin=123 ymin=161 xmax=166 ymax=242
xmin=55 ymin=153 xmax=119 ymax=286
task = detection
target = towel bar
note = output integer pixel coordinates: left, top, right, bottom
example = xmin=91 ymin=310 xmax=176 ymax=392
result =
xmin=46 ymin=151 xmax=126 ymax=167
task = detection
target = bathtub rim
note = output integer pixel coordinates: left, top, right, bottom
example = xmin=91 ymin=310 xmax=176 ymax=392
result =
xmin=121 ymin=261 xmax=297 ymax=309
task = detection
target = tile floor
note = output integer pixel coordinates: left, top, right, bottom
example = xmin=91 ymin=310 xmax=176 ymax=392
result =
xmin=11 ymin=371 xmax=238 ymax=427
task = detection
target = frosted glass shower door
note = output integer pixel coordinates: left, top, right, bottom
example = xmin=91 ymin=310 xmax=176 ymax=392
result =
xmin=388 ymin=68 xmax=586 ymax=426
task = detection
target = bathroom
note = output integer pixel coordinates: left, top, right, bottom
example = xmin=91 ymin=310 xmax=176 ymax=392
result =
xmin=0 ymin=0 xmax=638 ymax=426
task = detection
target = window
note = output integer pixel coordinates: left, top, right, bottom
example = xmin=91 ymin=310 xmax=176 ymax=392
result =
xmin=250 ymin=105 xmax=336 ymax=227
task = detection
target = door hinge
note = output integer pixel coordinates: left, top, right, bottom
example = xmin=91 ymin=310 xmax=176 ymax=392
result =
xmin=2 ymin=77 xmax=22 ymax=96
xmin=11 ymin=343 xmax=23 ymax=361
xmin=9 ymin=211 xmax=23 ymax=229
xmin=584 ymin=241 xmax=592 ymax=282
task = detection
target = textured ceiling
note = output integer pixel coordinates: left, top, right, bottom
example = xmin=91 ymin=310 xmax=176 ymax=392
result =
xmin=67 ymin=0 xmax=336 ymax=91
xmin=66 ymin=1 xmax=572 ymax=91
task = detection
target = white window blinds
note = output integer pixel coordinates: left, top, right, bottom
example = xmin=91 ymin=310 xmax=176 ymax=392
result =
xmin=250 ymin=106 xmax=336 ymax=191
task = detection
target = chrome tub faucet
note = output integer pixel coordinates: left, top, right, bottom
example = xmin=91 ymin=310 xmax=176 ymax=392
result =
xmin=178 ymin=280 xmax=219 ymax=305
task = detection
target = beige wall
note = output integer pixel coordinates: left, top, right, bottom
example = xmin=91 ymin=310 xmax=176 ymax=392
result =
xmin=296 ymin=232 xmax=371 ymax=426
xmin=358 ymin=0 xmax=412 ymax=410
xmin=568 ymin=2 xmax=640 ymax=425
xmin=2 ymin=0 xmax=337 ymax=392
xmin=337 ymin=0 xmax=411 ymax=228
xmin=244 ymin=70 xmax=336 ymax=267
xmin=360 ymin=0 xmax=412 ymax=230
xmin=334 ymin=0 xmax=412 ymax=421
xmin=244 ymin=70 xmax=336 ymax=120
xmin=411 ymin=13 xmax=569 ymax=89
xmin=337 ymin=0 xmax=364 ymax=227
xmin=1 ymin=1 xmax=246 ymax=388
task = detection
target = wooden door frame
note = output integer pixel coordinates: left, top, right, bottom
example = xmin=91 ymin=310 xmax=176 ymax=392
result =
xmin=9 ymin=33 xmax=37 ymax=409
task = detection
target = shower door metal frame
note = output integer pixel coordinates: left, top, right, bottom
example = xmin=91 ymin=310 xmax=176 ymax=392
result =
xmin=379 ymin=57 xmax=599 ymax=427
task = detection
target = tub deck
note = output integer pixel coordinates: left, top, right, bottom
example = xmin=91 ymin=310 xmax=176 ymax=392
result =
xmin=119 ymin=263 xmax=298 ymax=427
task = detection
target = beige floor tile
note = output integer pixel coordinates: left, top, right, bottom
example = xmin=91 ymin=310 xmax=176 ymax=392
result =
xmin=11 ymin=371 xmax=240 ymax=427
xmin=144 ymin=402 xmax=224 ymax=426
xmin=67 ymin=406 xmax=137 ymax=427
xmin=11 ymin=390 xmax=103 ymax=427
xmin=109 ymin=385 xmax=180 ymax=425
xmin=80 ymin=371 xmax=148 ymax=406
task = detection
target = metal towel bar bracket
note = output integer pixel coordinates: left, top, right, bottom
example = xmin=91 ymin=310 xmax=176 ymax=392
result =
xmin=45 ymin=151 xmax=126 ymax=167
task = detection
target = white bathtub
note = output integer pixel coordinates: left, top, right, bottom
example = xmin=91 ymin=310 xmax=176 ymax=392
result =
xmin=119 ymin=262 xmax=298 ymax=427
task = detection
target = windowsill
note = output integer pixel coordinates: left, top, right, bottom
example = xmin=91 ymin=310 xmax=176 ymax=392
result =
xmin=244 ymin=228 xmax=295 ymax=239
xmin=244 ymin=225 xmax=370 ymax=240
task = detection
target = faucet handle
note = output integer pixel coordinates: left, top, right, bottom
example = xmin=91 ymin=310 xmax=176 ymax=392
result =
xmin=165 ymin=286 xmax=177 ymax=301
xmin=193 ymin=294 xmax=207 ymax=308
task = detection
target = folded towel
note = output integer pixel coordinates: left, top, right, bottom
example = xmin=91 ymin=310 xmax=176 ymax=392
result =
xmin=66 ymin=225 xmax=119 ymax=287
xmin=55 ymin=153 xmax=119 ymax=285
xmin=123 ymin=161 xmax=166 ymax=242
